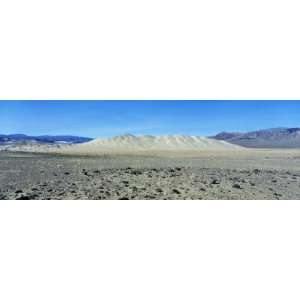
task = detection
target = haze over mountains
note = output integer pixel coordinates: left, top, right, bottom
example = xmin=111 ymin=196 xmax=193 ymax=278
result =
xmin=212 ymin=128 xmax=300 ymax=148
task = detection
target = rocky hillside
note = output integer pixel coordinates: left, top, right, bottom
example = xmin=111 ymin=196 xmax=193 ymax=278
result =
xmin=212 ymin=128 xmax=300 ymax=148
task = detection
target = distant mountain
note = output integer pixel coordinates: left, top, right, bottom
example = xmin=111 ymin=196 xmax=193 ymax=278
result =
xmin=211 ymin=128 xmax=300 ymax=148
xmin=0 ymin=134 xmax=93 ymax=145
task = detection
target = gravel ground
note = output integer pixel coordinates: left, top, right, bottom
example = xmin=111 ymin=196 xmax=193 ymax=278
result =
xmin=1 ymin=151 xmax=300 ymax=200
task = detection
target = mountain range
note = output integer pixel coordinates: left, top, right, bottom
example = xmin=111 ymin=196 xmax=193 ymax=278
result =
xmin=0 ymin=134 xmax=93 ymax=144
xmin=212 ymin=128 xmax=300 ymax=148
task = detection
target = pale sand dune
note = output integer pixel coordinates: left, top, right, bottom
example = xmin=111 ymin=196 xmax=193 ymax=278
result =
xmin=2 ymin=134 xmax=243 ymax=155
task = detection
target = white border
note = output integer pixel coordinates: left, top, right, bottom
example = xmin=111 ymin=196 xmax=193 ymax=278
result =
xmin=0 ymin=0 xmax=299 ymax=100
xmin=1 ymin=201 xmax=300 ymax=300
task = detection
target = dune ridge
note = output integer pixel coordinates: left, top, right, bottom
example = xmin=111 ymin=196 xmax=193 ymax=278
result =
xmin=1 ymin=134 xmax=243 ymax=155
xmin=81 ymin=134 xmax=242 ymax=150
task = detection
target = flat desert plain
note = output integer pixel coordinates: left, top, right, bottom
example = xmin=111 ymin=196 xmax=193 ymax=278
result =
xmin=1 ymin=149 xmax=300 ymax=200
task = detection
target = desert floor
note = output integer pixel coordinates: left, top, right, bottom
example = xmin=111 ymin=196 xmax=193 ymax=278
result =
xmin=1 ymin=149 xmax=300 ymax=200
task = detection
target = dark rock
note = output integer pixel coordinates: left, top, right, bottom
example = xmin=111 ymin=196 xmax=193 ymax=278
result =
xmin=119 ymin=197 xmax=129 ymax=200
xmin=211 ymin=179 xmax=220 ymax=184
xmin=16 ymin=193 xmax=38 ymax=200
xmin=15 ymin=189 xmax=23 ymax=194
xmin=64 ymin=172 xmax=70 ymax=175
xmin=172 ymin=189 xmax=181 ymax=194
xmin=131 ymin=170 xmax=142 ymax=175
xmin=232 ymin=183 xmax=242 ymax=189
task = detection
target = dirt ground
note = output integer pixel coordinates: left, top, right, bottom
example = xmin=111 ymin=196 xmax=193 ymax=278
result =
xmin=1 ymin=150 xmax=300 ymax=200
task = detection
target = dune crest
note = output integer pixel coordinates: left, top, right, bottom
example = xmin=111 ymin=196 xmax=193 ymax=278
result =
xmin=1 ymin=134 xmax=243 ymax=154
xmin=80 ymin=134 xmax=242 ymax=150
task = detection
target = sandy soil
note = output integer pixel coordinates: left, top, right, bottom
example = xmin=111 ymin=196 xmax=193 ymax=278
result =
xmin=1 ymin=149 xmax=300 ymax=200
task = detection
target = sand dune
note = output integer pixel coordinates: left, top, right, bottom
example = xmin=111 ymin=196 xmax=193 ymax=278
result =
xmin=76 ymin=134 xmax=242 ymax=150
xmin=1 ymin=134 xmax=243 ymax=155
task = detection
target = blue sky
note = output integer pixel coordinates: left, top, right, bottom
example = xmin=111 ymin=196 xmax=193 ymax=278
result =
xmin=0 ymin=101 xmax=300 ymax=138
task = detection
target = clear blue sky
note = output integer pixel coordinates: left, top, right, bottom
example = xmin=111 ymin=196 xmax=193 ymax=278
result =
xmin=0 ymin=101 xmax=300 ymax=138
